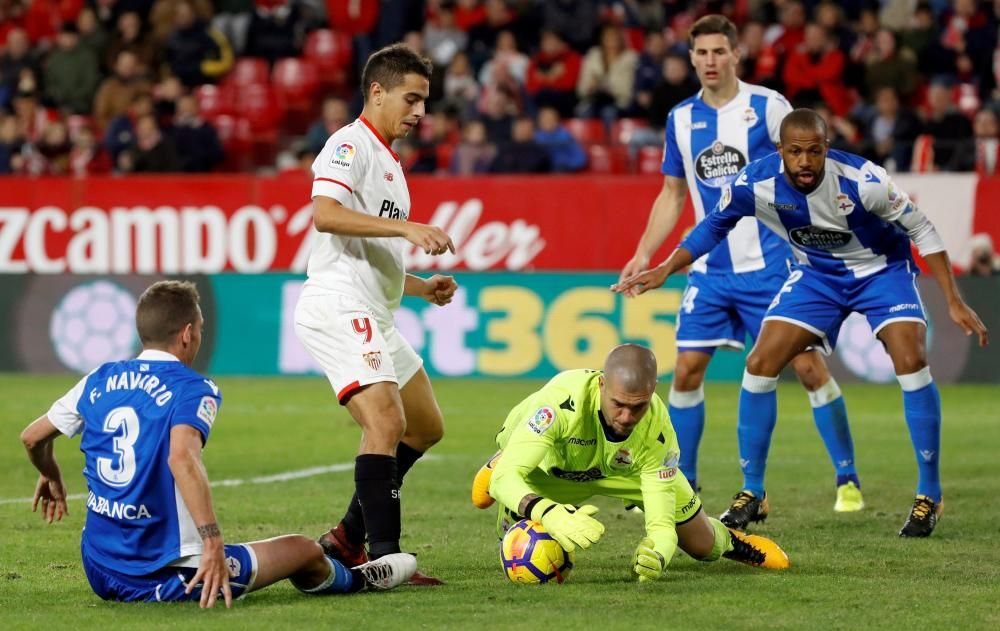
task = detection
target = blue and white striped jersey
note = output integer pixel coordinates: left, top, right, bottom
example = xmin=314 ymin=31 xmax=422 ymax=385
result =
xmin=662 ymin=80 xmax=793 ymax=274
xmin=47 ymin=350 xmax=222 ymax=575
xmin=681 ymin=150 xmax=946 ymax=280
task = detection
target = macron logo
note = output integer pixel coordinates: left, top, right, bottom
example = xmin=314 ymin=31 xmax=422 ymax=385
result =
xmin=920 ymin=450 xmax=935 ymax=462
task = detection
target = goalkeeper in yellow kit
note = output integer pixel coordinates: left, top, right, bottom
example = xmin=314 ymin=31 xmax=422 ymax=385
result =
xmin=472 ymin=344 xmax=789 ymax=580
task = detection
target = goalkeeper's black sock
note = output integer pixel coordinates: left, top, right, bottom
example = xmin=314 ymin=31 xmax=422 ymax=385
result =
xmin=355 ymin=454 xmax=401 ymax=559
xmin=339 ymin=442 xmax=425 ymax=545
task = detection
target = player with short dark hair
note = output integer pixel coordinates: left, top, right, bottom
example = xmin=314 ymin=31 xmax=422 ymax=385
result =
xmin=615 ymin=109 xmax=990 ymax=537
xmin=472 ymin=344 xmax=790 ymax=581
xmin=20 ymin=280 xmax=415 ymax=607
xmin=296 ymin=42 xmax=457 ymax=584
xmin=619 ymin=13 xmax=864 ymax=529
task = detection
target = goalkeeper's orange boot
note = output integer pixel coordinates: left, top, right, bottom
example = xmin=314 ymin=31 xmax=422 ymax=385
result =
xmin=723 ymin=528 xmax=790 ymax=570
xmin=471 ymin=450 xmax=502 ymax=509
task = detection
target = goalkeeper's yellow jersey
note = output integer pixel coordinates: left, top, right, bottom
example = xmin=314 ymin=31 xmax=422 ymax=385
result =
xmin=491 ymin=369 xmax=683 ymax=555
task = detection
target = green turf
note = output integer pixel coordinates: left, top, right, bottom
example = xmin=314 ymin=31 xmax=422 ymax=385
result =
xmin=1 ymin=375 xmax=998 ymax=629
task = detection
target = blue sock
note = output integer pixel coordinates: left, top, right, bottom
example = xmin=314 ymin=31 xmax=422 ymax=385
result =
xmin=297 ymin=556 xmax=359 ymax=595
xmin=809 ymin=379 xmax=859 ymax=486
xmin=898 ymin=367 xmax=942 ymax=502
xmin=669 ymin=385 xmax=705 ymax=489
xmin=737 ymin=371 xmax=778 ymax=497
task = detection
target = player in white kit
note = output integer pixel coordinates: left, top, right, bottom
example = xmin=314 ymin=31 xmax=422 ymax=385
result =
xmin=294 ymin=44 xmax=457 ymax=584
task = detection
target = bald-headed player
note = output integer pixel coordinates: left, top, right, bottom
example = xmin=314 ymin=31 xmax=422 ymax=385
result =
xmin=471 ymin=345 xmax=789 ymax=580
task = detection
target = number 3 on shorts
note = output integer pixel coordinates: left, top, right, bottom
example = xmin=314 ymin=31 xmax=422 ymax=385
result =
xmin=769 ymin=270 xmax=804 ymax=309
xmin=351 ymin=317 xmax=373 ymax=343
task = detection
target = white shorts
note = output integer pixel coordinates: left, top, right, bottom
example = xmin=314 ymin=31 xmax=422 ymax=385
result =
xmin=294 ymin=292 xmax=423 ymax=403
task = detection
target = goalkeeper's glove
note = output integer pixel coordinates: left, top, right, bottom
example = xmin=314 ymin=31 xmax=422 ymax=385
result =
xmin=632 ymin=537 xmax=666 ymax=581
xmin=529 ymin=499 xmax=605 ymax=552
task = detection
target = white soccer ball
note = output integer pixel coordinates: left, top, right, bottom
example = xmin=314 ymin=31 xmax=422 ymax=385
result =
xmin=50 ymin=281 xmax=138 ymax=373
xmin=835 ymin=313 xmax=897 ymax=383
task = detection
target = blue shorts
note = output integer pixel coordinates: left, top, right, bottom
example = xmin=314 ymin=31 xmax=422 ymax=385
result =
xmin=676 ymin=267 xmax=791 ymax=353
xmin=82 ymin=544 xmax=258 ymax=603
xmin=763 ymin=266 xmax=926 ymax=354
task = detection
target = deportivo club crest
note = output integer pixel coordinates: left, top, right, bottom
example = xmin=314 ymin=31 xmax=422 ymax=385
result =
xmin=363 ymin=351 xmax=382 ymax=371
xmin=612 ymin=448 xmax=632 ymax=468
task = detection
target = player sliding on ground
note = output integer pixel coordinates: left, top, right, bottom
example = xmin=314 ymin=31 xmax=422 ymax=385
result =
xmin=472 ymin=344 xmax=790 ymax=581
xmin=19 ymin=281 xmax=416 ymax=607
xmin=614 ymin=109 xmax=989 ymax=537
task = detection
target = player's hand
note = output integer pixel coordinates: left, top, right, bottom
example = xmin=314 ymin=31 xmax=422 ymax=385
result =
xmin=632 ymin=537 xmax=666 ymax=582
xmin=404 ymin=222 xmax=455 ymax=256
xmin=948 ymin=300 xmax=989 ymax=347
xmin=611 ymin=264 xmax=669 ymax=297
xmin=421 ymin=274 xmax=458 ymax=306
xmin=618 ymin=254 xmax=651 ymax=297
xmin=187 ymin=537 xmax=233 ymax=609
xmin=531 ymin=500 xmax=605 ymax=552
xmin=32 ymin=474 xmax=68 ymax=524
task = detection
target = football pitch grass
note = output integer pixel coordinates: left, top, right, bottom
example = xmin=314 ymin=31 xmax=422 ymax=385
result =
xmin=1 ymin=375 xmax=998 ymax=629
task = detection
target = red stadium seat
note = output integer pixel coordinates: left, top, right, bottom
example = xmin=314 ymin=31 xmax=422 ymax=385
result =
xmin=228 ymin=58 xmax=270 ymax=87
xmin=235 ymin=84 xmax=284 ymax=133
xmin=611 ymin=118 xmax=649 ymax=144
xmin=436 ymin=143 xmax=455 ymax=172
xmin=587 ymin=144 xmax=629 ymax=174
xmin=195 ymin=84 xmax=236 ymax=119
xmin=272 ymin=57 xmax=320 ymax=111
xmin=212 ymin=114 xmax=253 ymax=171
xmin=636 ymin=146 xmax=662 ymax=174
xmin=565 ymin=118 xmax=607 ymax=144
xmin=304 ymin=29 xmax=353 ymax=88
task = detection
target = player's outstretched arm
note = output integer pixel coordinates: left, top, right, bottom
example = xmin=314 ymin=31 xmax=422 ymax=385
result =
xmin=612 ymin=246 xmax=695 ymax=296
xmin=923 ymin=251 xmax=989 ymax=347
xmin=168 ymin=425 xmax=232 ymax=609
xmin=404 ymin=273 xmax=457 ymax=306
xmin=620 ymin=175 xmax=688 ymax=283
xmin=20 ymin=416 xmax=68 ymax=524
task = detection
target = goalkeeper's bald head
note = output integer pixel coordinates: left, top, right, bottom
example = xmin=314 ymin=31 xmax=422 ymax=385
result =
xmin=603 ymin=344 xmax=658 ymax=394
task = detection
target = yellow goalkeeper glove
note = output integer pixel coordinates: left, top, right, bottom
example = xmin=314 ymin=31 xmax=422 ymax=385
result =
xmin=632 ymin=537 xmax=666 ymax=581
xmin=529 ymin=500 xmax=605 ymax=552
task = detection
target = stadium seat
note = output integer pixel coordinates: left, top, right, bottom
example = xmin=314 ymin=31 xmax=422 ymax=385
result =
xmin=227 ymin=58 xmax=270 ymax=88
xmin=587 ymin=144 xmax=629 ymax=174
xmin=304 ymin=28 xmax=353 ymax=88
xmin=195 ymin=84 xmax=236 ymax=119
xmin=212 ymin=114 xmax=253 ymax=171
xmin=611 ymin=118 xmax=649 ymax=145
xmin=436 ymin=143 xmax=455 ymax=172
xmin=272 ymin=57 xmax=320 ymax=113
xmin=565 ymin=118 xmax=607 ymax=144
xmin=636 ymin=146 xmax=662 ymax=174
xmin=235 ymin=84 xmax=284 ymax=133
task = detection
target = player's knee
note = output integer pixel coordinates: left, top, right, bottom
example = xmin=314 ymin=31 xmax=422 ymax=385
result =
xmin=745 ymin=352 xmax=779 ymax=378
xmin=673 ymin=355 xmax=707 ymax=391
xmin=892 ymin=351 xmax=927 ymax=376
xmin=403 ymin=409 xmax=444 ymax=450
xmin=790 ymin=353 xmax=827 ymax=391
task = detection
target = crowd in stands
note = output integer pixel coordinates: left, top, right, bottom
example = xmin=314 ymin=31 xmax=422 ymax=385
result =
xmin=2 ymin=0 xmax=1000 ymax=176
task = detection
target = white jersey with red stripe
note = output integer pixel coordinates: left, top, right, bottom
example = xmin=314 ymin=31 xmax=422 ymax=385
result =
xmin=306 ymin=116 xmax=410 ymax=318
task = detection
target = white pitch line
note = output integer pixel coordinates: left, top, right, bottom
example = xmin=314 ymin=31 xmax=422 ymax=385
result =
xmin=0 ymin=455 xmax=440 ymax=505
